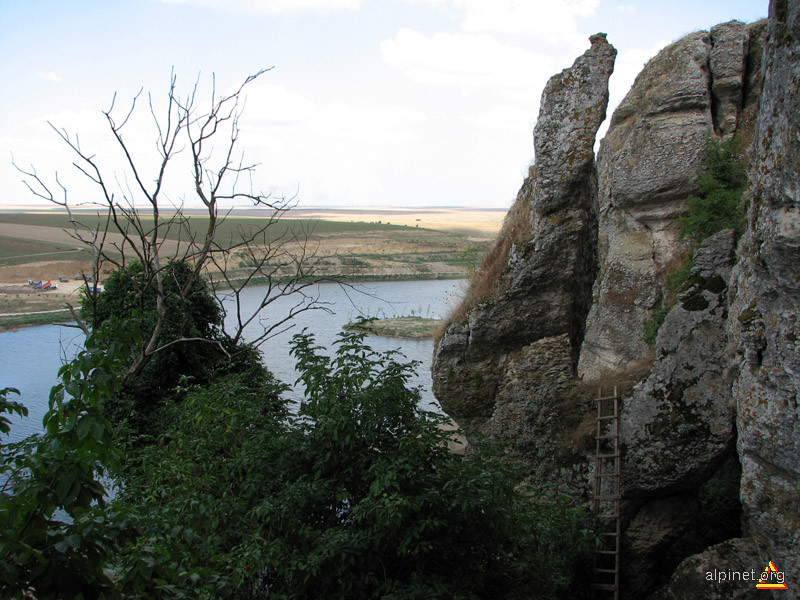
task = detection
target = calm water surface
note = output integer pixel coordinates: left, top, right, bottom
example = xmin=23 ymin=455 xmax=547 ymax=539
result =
xmin=0 ymin=279 xmax=465 ymax=444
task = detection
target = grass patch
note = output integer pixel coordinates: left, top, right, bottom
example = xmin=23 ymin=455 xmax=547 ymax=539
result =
xmin=0 ymin=235 xmax=90 ymax=266
xmin=0 ymin=213 xmax=425 ymax=246
xmin=438 ymin=168 xmax=534 ymax=336
xmin=643 ymin=307 xmax=670 ymax=346
xmin=344 ymin=316 xmax=445 ymax=340
xmin=0 ymin=310 xmax=75 ymax=331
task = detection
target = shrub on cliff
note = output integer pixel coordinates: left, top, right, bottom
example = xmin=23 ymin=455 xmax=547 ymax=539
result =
xmin=679 ymin=137 xmax=746 ymax=241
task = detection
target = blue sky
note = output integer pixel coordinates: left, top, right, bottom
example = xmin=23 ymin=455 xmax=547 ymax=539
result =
xmin=0 ymin=0 xmax=768 ymax=210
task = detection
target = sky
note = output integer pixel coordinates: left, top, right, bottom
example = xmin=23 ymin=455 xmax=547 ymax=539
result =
xmin=0 ymin=0 xmax=768 ymax=211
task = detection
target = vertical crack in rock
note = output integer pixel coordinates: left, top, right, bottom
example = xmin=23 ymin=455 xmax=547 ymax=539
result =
xmin=431 ymin=33 xmax=615 ymax=458
xmin=578 ymin=22 xmax=756 ymax=381
xmin=709 ymin=21 xmax=750 ymax=138
xmin=726 ymin=0 xmax=800 ymax=589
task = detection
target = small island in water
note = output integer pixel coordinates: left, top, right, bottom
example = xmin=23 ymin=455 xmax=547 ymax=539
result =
xmin=344 ymin=316 xmax=445 ymax=339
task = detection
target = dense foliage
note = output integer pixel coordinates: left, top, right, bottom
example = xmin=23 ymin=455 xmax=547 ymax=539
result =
xmin=3 ymin=277 xmax=596 ymax=599
xmin=679 ymin=137 xmax=746 ymax=241
xmin=82 ymin=260 xmax=245 ymax=432
xmin=1 ymin=336 xmax=126 ymax=598
xmin=113 ymin=330 xmax=595 ymax=599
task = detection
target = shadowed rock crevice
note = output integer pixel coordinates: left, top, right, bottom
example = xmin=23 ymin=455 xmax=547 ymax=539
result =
xmin=578 ymin=20 xmax=764 ymax=381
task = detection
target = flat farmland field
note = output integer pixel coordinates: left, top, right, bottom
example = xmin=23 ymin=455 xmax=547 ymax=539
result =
xmin=0 ymin=207 xmax=505 ymax=327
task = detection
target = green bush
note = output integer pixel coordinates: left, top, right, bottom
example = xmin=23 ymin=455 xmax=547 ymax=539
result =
xmin=1 ymin=335 xmax=126 ymax=598
xmin=679 ymin=137 xmax=746 ymax=241
xmin=4 ymin=296 xmax=597 ymax=598
xmin=82 ymin=260 xmax=261 ymax=436
xmin=643 ymin=307 xmax=670 ymax=346
xmin=112 ymin=330 xmax=596 ymax=599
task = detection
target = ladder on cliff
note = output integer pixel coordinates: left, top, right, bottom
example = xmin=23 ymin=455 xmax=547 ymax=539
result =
xmin=591 ymin=387 xmax=620 ymax=600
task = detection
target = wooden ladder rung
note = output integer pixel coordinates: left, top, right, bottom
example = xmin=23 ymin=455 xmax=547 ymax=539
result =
xmin=592 ymin=583 xmax=618 ymax=591
xmin=592 ymin=387 xmax=620 ymax=600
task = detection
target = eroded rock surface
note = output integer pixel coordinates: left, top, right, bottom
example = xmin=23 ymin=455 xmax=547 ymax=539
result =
xmin=727 ymin=0 xmax=800 ymax=590
xmin=620 ymin=230 xmax=737 ymax=497
xmin=432 ymin=34 xmax=615 ymax=486
xmin=579 ymin=21 xmax=763 ymax=380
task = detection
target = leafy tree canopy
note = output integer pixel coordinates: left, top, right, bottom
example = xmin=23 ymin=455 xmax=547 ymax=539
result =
xmin=81 ymin=260 xmax=255 ymax=432
xmin=1 ymin=328 xmax=596 ymax=599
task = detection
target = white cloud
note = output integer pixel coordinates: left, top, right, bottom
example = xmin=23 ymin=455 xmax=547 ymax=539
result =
xmin=311 ymin=103 xmax=426 ymax=143
xmin=463 ymin=105 xmax=532 ymax=134
xmin=225 ymin=84 xmax=430 ymax=205
xmin=241 ymin=84 xmax=316 ymax=125
xmin=615 ymin=3 xmax=638 ymax=14
xmin=37 ymin=71 xmax=63 ymax=83
xmin=158 ymin=0 xmax=362 ymax=14
xmin=399 ymin=0 xmax=598 ymax=40
xmin=381 ymin=29 xmax=555 ymax=94
xmin=241 ymin=83 xmax=426 ymax=143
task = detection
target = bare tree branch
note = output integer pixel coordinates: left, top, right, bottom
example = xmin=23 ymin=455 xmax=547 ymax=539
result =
xmin=14 ymin=67 xmax=336 ymax=382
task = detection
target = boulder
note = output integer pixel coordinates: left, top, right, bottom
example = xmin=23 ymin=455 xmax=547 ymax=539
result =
xmin=620 ymin=230 xmax=738 ymax=497
xmin=646 ymin=537 xmax=764 ymax=600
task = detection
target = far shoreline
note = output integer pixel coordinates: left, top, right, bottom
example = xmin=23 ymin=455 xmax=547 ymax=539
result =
xmin=0 ymin=274 xmax=464 ymax=333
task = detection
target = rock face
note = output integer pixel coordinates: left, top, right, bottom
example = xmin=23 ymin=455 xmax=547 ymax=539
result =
xmin=431 ymin=33 xmax=615 ymax=486
xmin=619 ymin=230 xmax=741 ymax=597
xmin=647 ymin=538 xmax=764 ymax=600
xmin=726 ymin=0 xmax=800 ymax=591
xmin=433 ymin=5 xmax=800 ymax=598
xmin=578 ymin=21 xmax=763 ymax=380
xmin=620 ymin=230 xmax=737 ymax=497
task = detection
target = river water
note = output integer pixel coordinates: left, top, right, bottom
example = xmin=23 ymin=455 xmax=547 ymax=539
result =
xmin=0 ymin=279 xmax=465 ymax=444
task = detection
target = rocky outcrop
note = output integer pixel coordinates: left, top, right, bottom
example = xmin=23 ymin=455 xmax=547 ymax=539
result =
xmin=619 ymin=230 xmax=741 ymax=597
xmin=433 ymin=5 xmax=799 ymax=598
xmin=620 ymin=230 xmax=737 ymax=497
xmin=431 ymin=33 xmax=615 ymax=484
xmin=710 ymin=21 xmax=751 ymax=138
xmin=647 ymin=538 xmax=764 ymax=600
xmin=578 ymin=21 xmax=764 ymax=380
xmin=726 ymin=0 xmax=800 ymax=591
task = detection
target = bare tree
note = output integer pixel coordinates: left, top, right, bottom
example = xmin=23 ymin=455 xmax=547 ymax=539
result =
xmin=13 ymin=69 xmax=328 ymax=379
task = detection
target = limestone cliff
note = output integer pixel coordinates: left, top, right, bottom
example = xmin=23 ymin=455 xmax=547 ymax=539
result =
xmin=579 ymin=20 xmax=764 ymax=380
xmin=433 ymin=3 xmax=798 ymax=598
xmin=432 ymin=33 xmax=615 ymax=490
xmin=727 ymin=0 xmax=800 ymax=590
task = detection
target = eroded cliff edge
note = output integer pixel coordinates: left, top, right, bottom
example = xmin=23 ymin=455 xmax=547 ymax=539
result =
xmin=432 ymin=32 xmax=616 ymax=488
xmin=433 ymin=5 xmax=798 ymax=598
